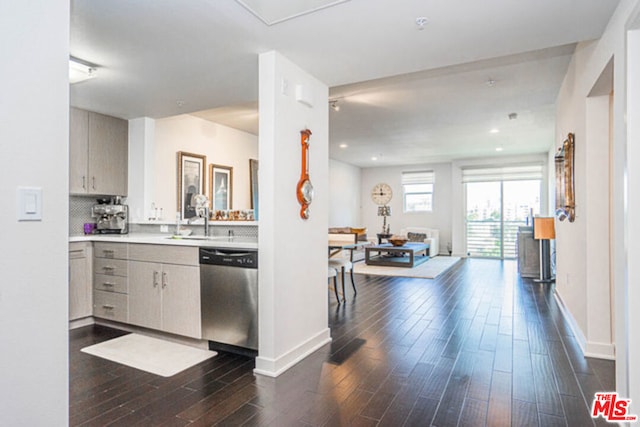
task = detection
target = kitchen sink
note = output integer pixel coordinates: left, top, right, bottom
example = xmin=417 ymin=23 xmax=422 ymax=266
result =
xmin=165 ymin=235 xmax=230 ymax=241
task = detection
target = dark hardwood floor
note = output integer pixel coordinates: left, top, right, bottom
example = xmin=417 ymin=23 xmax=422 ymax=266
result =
xmin=69 ymin=259 xmax=614 ymax=426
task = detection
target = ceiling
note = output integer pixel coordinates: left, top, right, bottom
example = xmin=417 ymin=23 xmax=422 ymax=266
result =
xmin=70 ymin=0 xmax=620 ymax=167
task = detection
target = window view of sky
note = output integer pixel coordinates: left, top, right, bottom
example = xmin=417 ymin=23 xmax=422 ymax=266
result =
xmin=466 ymin=180 xmax=541 ymax=222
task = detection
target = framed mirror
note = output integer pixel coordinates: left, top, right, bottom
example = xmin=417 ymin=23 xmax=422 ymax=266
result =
xmin=555 ymin=133 xmax=575 ymax=222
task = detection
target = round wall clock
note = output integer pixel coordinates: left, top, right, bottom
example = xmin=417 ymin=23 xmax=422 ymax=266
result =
xmin=296 ymin=129 xmax=313 ymax=219
xmin=371 ymin=183 xmax=392 ymax=205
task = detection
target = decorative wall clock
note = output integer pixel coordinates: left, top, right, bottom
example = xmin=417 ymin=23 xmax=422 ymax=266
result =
xmin=371 ymin=183 xmax=393 ymax=205
xmin=296 ymin=129 xmax=313 ymax=219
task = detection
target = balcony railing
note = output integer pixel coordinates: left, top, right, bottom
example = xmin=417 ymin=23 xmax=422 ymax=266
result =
xmin=466 ymin=220 xmax=526 ymax=259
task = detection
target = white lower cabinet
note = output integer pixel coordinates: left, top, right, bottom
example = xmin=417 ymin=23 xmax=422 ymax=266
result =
xmin=93 ymin=289 xmax=128 ymax=323
xmin=92 ymin=242 xmax=129 ymax=323
xmin=128 ymin=246 xmax=201 ymax=339
xmin=69 ymin=242 xmax=92 ymax=321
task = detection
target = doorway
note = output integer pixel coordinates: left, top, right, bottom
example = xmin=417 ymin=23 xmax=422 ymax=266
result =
xmin=465 ymin=179 xmax=541 ymax=258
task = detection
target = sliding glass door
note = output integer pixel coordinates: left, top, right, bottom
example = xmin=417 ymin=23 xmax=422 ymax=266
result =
xmin=465 ymin=179 xmax=540 ymax=259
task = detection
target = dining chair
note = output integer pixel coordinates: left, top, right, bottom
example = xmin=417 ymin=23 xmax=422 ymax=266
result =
xmin=328 ymin=257 xmax=355 ymax=299
xmin=327 ymin=267 xmax=341 ymax=303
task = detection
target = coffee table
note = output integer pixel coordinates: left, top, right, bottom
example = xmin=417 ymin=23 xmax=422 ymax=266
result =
xmin=365 ymin=242 xmax=430 ymax=267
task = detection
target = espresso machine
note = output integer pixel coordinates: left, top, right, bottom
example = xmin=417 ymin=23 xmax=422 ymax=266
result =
xmin=92 ymin=200 xmax=129 ymax=234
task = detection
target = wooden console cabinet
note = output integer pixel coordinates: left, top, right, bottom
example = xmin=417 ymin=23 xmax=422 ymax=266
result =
xmin=517 ymin=226 xmax=540 ymax=278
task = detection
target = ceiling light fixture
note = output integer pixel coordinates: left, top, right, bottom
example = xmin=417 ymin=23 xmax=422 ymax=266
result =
xmin=490 ymin=128 xmax=500 ymax=134
xmin=69 ymin=57 xmax=97 ymax=84
xmin=496 ymin=147 xmax=504 ymax=152
xmin=339 ymin=143 xmax=348 ymax=148
xmin=329 ymin=100 xmax=340 ymax=111
xmin=371 ymin=156 xmax=378 ymax=161
xmin=415 ymin=17 xmax=428 ymax=30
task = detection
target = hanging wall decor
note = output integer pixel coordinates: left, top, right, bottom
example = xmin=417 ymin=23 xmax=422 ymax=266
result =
xmin=296 ymin=129 xmax=314 ymax=219
xmin=554 ymin=133 xmax=575 ymax=222
xmin=177 ymin=151 xmax=206 ymax=221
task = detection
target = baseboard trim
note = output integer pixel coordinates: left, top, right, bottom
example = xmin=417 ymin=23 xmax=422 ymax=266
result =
xmin=254 ymin=328 xmax=331 ymax=377
xmin=69 ymin=316 xmax=94 ymax=330
xmin=554 ymin=290 xmax=615 ymax=360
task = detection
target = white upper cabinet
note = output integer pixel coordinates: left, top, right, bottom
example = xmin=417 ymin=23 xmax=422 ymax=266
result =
xmin=70 ymin=107 xmax=128 ymax=196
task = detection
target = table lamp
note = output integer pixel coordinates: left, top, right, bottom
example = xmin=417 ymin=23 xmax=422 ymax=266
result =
xmin=533 ymin=217 xmax=555 ymax=283
xmin=377 ymin=205 xmax=391 ymax=234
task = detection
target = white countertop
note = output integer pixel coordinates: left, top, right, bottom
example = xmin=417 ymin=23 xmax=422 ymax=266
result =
xmin=69 ymin=233 xmax=258 ymax=249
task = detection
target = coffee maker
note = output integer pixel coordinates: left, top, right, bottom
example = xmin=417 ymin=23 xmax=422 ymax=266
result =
xmin=92 ymin=199 xmax=128 ymax=234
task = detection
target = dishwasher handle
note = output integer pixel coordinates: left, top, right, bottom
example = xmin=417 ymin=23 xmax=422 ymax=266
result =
xmin=199 ymin=248 xmax=258 ymax=268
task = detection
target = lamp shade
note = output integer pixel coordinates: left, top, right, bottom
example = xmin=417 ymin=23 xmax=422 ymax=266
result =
xmin=377 ymin=206 xmax=391 ymax=216
xmin=533 ymin=217 xmax=555 ymax=240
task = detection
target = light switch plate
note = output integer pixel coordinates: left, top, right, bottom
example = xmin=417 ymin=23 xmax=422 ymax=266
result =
xmin=17 ymin=187 xmax=42 ymax=221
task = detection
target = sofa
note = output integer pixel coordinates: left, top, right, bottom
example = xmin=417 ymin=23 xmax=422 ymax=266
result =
xmin=399 ymin=227 xmax=439 ymax=257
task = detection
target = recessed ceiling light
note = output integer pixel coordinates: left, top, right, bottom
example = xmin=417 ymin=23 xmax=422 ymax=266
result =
xmin=496 ymin=147 xmax=504 ymax=152
xmin=415 ymin=17 xmax=428 ymax=30
xmin=339 ymin=143 xmax=348 ymax=148
xmin=371 ymin=156 xmax=378 ymax=161
xmin=490 ymin=128 xmax=500 ymax=134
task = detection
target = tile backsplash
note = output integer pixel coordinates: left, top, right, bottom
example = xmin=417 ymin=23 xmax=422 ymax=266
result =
xmin=70 ymin=196 xmax=258 ymax=238
xmin=69 ymin=196 xmax=96 ymax=235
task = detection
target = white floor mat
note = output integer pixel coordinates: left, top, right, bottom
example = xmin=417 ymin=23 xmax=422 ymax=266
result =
xmin=81 ymin=333 xmax=217 ymax=377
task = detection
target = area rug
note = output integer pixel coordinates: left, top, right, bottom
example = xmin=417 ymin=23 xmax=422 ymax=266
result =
xmin=81 ymin=333 xmax=217 ymax=377
xmin=353 ymin=256 xmax=461 ymax=279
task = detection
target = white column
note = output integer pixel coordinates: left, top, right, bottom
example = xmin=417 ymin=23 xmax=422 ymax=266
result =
xmin=255 ymin=51 xmax=331 ymax=376
xmin=127 ymin=117 xmax=156 ymax=221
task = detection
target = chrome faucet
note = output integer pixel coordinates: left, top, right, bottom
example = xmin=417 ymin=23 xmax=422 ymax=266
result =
xmin=203 ymin=207 xmax=210 ymax=237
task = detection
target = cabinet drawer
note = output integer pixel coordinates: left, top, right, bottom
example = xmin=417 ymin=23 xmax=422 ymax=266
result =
xmin=94 ymin=242 xmax=129 ymax=259
xmin=128 ymin=244 xmax=198 ymax=266
xmin=69 ymin=242 xmax=90 ymax=259
xmin=94 ymin=290 xmax=128 ymax=322
xmin=94 ymin=273 xmax=128 ymax=294
xmin=94 ymin=258 xmax=128 ymax=277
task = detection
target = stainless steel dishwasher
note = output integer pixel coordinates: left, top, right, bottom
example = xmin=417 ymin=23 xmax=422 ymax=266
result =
xmin=200 ymin=247 xmax=258 ymax=355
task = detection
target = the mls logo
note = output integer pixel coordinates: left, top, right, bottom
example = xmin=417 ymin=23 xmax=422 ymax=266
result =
xmin=591 ymin=392 xmax=638 ymax=422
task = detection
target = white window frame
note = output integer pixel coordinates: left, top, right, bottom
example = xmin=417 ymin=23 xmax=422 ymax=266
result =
xmin=402 ymin=170 xmax=434 ymax=213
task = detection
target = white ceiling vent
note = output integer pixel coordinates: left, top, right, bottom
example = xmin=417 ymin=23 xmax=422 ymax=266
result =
xmin=235 ymin=0 xmax=351 ymax=25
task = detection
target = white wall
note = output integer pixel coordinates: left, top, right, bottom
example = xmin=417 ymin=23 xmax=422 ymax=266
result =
xmin=553 ymin=0 xmax=639 ymax=399
xmin=256 ymin=51 xmax=330 ymax=376
xmin=129 ymin=114 xmax=258 ymax=221
xmin=0 ymin=1 xmax=69 ymax=425
xmin=329 ymin=159 xmax=362 ymax=227
xmin=361 ymin=163 xmax=452 ymax=255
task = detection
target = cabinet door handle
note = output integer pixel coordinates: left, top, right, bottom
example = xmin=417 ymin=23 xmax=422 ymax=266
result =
xmin=153 ymin=271 xmax=159 ymax=287
xmin=162 ymin=272 xmax=168 ymax=289
xmin=102 ymin=282 xmax=115 ymax=288
xmin=92 ymin=176 xmax=96 ymax=190
xmin=103 ymin=266 xmax=115 ymax=274
xmin=82 ymin=175 xmax=86 ymax=189
xmin=102 ymin=304 xmax=115 ymax=310
xmin=103 ymin=249 xmax=115 ymax=258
